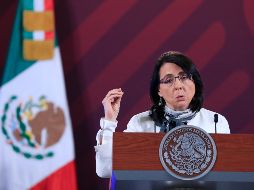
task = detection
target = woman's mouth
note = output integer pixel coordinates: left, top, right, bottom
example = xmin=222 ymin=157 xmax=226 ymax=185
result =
xmin=176 ymin=95 xmax=185 ymax=101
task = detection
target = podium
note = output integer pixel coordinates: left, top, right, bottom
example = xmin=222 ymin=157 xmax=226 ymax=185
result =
xmin=111 ymin=132 xmax=254 ymax=190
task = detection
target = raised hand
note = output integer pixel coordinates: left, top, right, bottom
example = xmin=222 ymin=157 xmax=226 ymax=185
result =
xmin=102 ymin=88 xmax=124 ymax=122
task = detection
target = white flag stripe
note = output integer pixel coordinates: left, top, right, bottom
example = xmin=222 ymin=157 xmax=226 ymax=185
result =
xmin=34 ymin=0 xmax=44 ymax=12
xmin=33 ymin=30 xmax=45 ymax=40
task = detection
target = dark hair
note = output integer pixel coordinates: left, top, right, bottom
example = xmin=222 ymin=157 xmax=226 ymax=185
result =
xmin=149 ymin=51 xmax=203 ymax=124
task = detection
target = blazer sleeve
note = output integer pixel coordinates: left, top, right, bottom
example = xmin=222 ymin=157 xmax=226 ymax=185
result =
xmin=94 ymin=118 xmax=117 ymax=178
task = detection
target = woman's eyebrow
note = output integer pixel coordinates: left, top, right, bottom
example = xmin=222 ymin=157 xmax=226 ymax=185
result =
xmin=178 ymin=71 xmax=185 ymax=75
xmin=160 ymin=73 xmax=174 ymax=80
xmin=162 ymin=71 xmax=185 ymax=78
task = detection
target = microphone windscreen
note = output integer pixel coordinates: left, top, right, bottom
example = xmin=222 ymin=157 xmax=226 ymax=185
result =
xmin=214 ymin=114 xmax=218 ymax=123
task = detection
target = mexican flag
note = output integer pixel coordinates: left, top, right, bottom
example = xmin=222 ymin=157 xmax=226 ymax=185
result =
xmin=0 ymin=0 xmax=77 ymax=189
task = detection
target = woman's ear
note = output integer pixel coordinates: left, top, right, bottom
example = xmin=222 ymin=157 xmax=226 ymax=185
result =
xmin=158 ymin=89 xmax=162 ymax=97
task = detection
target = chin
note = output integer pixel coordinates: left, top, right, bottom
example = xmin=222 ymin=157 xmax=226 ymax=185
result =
xmin=175 ymin=104 xmax=188 ymax=111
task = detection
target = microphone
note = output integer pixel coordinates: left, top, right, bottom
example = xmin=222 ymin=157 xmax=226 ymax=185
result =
xmin=214 ymin=114 xmax=218 ymax=133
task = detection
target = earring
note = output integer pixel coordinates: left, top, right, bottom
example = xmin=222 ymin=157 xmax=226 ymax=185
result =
xmin=158 ymin=97 xmax=163 ymax=106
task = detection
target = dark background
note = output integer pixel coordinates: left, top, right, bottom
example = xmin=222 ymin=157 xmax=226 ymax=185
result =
xmin=1 ymin=0 xmax=254 ymax=189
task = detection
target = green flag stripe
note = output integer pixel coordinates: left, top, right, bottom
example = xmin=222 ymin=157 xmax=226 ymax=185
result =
xmin=23 ymin=31 xmax=33 ymax=39
xmin=0 ymin=1 xmax=36 ymax=87
xmin=23 ymin=0 xmax=34 ymax=11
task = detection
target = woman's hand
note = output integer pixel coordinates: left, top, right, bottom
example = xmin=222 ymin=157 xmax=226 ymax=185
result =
xmin=102 ymin=88 xmax=124 ymax=122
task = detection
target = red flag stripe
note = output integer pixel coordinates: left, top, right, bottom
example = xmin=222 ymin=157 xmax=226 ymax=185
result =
xmin=44 ymin=0 xmax=53 ymax=10
xmin=31 ymin=161 xmax=77 ymax=190
xmin=45 ymin=31 xmax=54 ymax=40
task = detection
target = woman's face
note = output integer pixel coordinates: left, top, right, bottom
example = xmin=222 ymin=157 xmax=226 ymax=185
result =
xmin=158 ymin=63 xmax=195 ymax=111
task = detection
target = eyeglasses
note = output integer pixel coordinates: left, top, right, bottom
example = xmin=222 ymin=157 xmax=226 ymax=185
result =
xmin=160 ymin=73 xmax=192 ymax=87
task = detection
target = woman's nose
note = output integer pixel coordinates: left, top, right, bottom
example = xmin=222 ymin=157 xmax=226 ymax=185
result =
xmin=174 ymin=77 xmax=183 ymax=89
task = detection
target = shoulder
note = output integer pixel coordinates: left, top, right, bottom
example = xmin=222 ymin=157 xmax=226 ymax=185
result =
xmin=193 ymin=108 xmax=230 ymax=134
xmin=125 ymin=110 xmax=154 ymax=132
xmin=199 ymin=108 xmax=217 ymax=115
xmin=199 ymin=108 xmax=227 ymax=120
xmin=130 ymin=110 xmax=151 ymax=121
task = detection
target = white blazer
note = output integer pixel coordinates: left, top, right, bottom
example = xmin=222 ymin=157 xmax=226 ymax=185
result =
xmin=94 ymin=108 xmax=230 ymax=178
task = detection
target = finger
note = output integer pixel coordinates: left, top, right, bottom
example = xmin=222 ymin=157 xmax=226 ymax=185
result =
xmin=102 ymin=94 xmax=123 ymax=105
xmin=105 ymin=92 xmax=124 ymax=101
xmin=114 ymin=94 xmax=123 ymax=104
xmin=105 ymin=88 xmax=123 ymax=97
xmin=106 ymin=94 xmax=123 ymax=103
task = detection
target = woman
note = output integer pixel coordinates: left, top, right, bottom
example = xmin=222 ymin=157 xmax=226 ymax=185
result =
xmin=95 ymin=51 xmax=230 ymax=178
